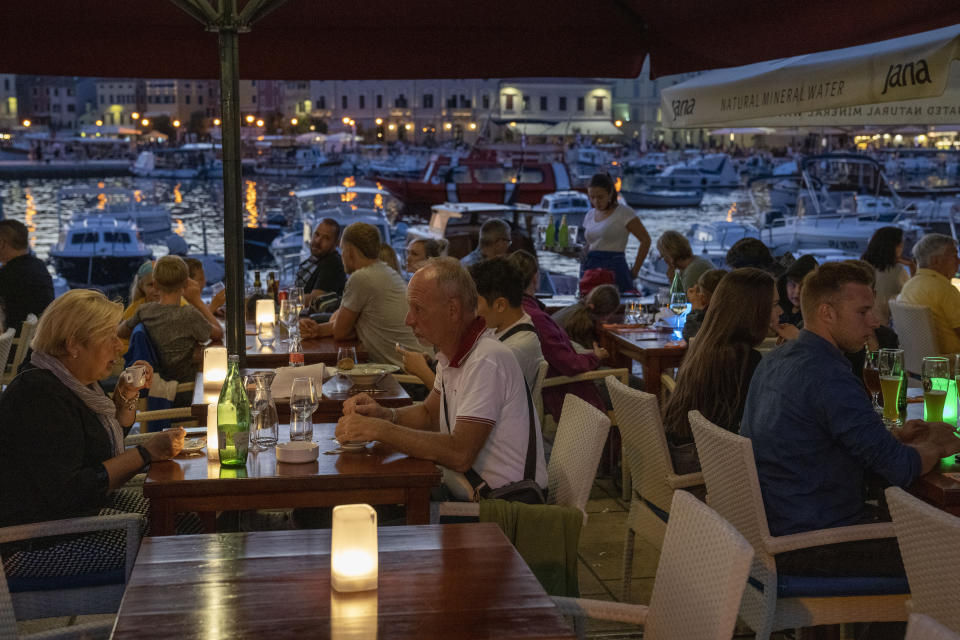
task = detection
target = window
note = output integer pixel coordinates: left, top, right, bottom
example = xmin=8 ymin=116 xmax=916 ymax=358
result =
xmin=109 ymin=95 xmax=114 ymax=103
xmin=482 ymin=94 xmax=490 ymax=109
xmin=67 ymin=104 xmax=75 ymax=112
xmin=577 ymin=96 xmax=585 ymax=111
xmin=71 ymin=232 xmax=99 ymax=244
xmin=198 ymin=95 xmax=203 ymax=105
xmin=99 ymin=95 xmax=104 ymax=104
xmin=504 ymin=94 xmax=514 ymax=110
xmin=459 ymin=95 xmax=470 ymax=108
xmin=376 ymin=94 xmax=383 ymax=108
xmin=395 ymin=94 xmax=408 ymax=108
xmin=318 ymin=96 xmax=326 ymax=109
xmin=251 ymin=94 xmax=256 ymax=103
xmin=423 ymin=93 xmax=434 ymax=108
xmin=4 ymin=78 xmax=9 ymax=91
xmin=539 ymin=96 xmax=547 ymax=111
xmin=104 ymin=232 xmax=131 ymax=243
xmin=185 ymin=95 xmax=190 ymax=105
xmin=359 ymin=94 xmax=365 ymax=109
xmin=341 ymin=95 xmax=348 ymax=109
xmin=594 ymin=96 xmax=604 ymax=112
xmin=559 ymin=96 xmax=567 ymax=111
xmin=446 ymin=95 xmax=457 ymax=109
xmin=522 ymin=95 xmax=530 ymax=111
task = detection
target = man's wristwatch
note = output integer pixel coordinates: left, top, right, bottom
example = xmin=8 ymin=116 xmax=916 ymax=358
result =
xmin=135 ymin=444 xmax=152 ymax=469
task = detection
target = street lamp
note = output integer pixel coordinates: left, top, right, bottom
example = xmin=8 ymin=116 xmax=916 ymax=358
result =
xmin=131 ymin=112 xmax=140 ymax=120
xmin=291 ymin=118 xmax=298 ymax=126
xmin=21 ymin=119 xmax=30 ymax=127
xmin=95 ymin=119 xmax=103 ymax=127
xmin=141 ymin=118 xmax=150 ymax=127
xmin=375 ymin=118 xmax=383 ymax=126
xmin=245 ymin=114 xmax=255 ymax=124
xmin=173 ymin=119 xmax=181 ymax=128
xmin=614 ymin=120 xmax=623 ymax=127
xmin=213 ymin=118 xmax=221 ymax=126
xmin=256 ymin=119 xmax=265 ymax=127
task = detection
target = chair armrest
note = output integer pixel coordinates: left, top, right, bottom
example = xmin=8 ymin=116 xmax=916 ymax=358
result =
xmin=175 ymin=382 xmax=195 ymax=393
xmin=436 ymin=502 xmax=480 ymax=518
xmin=552 ymin=596 xmax=649 ymax=625
xmin=763 ymin=521 xmax=896 ymax=555
xmin=666 ymin=471 xmax=704 ymax=490
xmin=136 ymin=407 xmax=195 ymax=422
xmin=542 ymin=368 xmax=630 ymax=388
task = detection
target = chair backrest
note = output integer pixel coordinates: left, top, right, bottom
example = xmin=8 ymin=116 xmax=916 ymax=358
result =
xmin=531 ymin=359 xmax=549 ymax=423
xmin=887 ymin=486 xmax=960 ymax=633
xmin=547 ymin=394 xmax=610 ymax=521
xmin=0 ymin=558 xmax=16 ymax=640
xmin=688 ymin=410 xmax=772 ymax=551
xmin=607 ymin=376 xmax=674 ymax=510
xmin=4 ymin=313 xmax=37 ymax=384
xmin=889 ymin=299 xmax=939 ymax=377
xmin=0 ymin=328 xmax=16 ymax=377
xmin=906 ymin=613 xmax=960 ymax=640
xmin=644 ymin=490 xmax=754 ymax=640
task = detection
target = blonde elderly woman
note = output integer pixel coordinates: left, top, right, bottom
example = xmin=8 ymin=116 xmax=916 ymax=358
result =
xmin=0 ymin=290 xmax=185 ymax=577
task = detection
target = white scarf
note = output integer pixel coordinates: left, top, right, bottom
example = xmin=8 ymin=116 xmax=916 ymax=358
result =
xmin=31 ymin=351 xmax=124 ymax=456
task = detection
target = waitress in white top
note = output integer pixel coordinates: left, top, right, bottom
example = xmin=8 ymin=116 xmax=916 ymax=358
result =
xmin=581 ymin=172 xmax=651 ymax=292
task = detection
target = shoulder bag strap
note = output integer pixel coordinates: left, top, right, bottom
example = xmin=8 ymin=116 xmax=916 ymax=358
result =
xmin=497 ymin=323 xmax=536 ymax=342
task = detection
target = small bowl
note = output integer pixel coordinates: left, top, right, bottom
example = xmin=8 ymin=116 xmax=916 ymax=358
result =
xmin=339 ymin=363 xmax=399 ymax=387
xmin=276 ymin=441 xmax=319 ymax=464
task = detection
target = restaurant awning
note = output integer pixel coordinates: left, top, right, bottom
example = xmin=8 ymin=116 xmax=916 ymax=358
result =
xmin=542 ymin=121 xmax=624 ymax=136
xmin=662 ymin=23 xmax=960 ymax=128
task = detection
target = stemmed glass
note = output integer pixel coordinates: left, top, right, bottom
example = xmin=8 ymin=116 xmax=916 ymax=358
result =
xmin=669 ymin=291 xmax=689 ymax=339
xmin=290 ymin=376 xmax=319 ymax=441
xmin=336 ymin=346 xmax=358 ymax=392
xmin=879 ymin=348 xmax=905 ymax=428
xmin=279 ymin=299 xmax=299 ymax=345
xmin=244 ymin=375 xmax=264 ymax=451
xmin=862 ymin=350 xmax=882 ymax=414
xmin=922 ymin=356 xmax=950 ymax=423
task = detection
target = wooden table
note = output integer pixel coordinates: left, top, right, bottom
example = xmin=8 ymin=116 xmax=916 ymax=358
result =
xmin=191 ymin=371 xmax=413 ymax=424
xmin=599 ymin=325 xmax=687 ymax=398
xmin=110 ymin=523 xmax=575 ymax=640
xmin=245 ymin=333 xmax=367 ymax=367
xmin=143 ymin=423 xmax=440 ymax=535
xmin=905 ymin=400 xmax=960 ymax=515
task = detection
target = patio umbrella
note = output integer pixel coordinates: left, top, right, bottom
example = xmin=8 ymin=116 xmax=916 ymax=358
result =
xmin=4 ymin=0 xmax=960 ymax=356
xmin=662 ymin=23 xmax=960 ymax=129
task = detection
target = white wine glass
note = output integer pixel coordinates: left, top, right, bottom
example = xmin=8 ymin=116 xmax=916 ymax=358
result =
xmin=289 ymin=376 xmax=319 ymax=441
xmin=669 ymin=291 xmax=689 ymax=338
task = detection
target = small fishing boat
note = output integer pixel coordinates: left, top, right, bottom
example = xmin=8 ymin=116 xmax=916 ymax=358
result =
xmin=49 ymin=216 xmax=152 ymax=298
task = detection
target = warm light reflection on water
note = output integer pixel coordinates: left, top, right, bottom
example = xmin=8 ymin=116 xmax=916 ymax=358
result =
xmin=245 ymin=179 xmax=258 ymax=228
xmin=24 ymin=189 xmax=36 ymax=248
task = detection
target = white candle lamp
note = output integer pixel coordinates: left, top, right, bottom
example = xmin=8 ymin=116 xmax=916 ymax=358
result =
xmin=206 ymin=402 xmax=219 ymax=461
xmin=255 ymin=298 xmax=275 ymax=327
xmin=331 ymin=504 xmax=378 ymax=592
xmin=203 ymin=346 xmax=228 ymax=390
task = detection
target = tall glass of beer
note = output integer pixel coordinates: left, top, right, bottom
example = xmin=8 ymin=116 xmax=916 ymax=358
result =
xmin=922 ymin=356 xmax=950 ymax=423
xmin=879 ymin=348 xmax=904 ymax=428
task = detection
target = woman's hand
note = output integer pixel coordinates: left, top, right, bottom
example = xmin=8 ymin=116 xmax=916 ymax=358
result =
xmin=897 ymin=255 xmax=917 ymax=275
xmin=144 ymin=427 xmax=185 ymax=461
xmin=592 ymin=342 xmax=609 ymax=361
xmin=115 ymin=360 xmax=153 ymax=407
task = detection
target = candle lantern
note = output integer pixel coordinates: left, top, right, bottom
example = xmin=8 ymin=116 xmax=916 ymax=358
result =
xmin=331 ymin=504 xmax=378 ymax=592
xmin=203 ymin=346 xmax=228 ymax=390
xmin=255 ymin=299 xmax=275 ymax=327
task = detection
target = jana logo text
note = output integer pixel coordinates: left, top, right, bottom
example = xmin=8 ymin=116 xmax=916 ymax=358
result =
xmin=671 ymin=98 xmax=695 ymax=119
xmin=881 ymin=58 xmax=932 ymax=95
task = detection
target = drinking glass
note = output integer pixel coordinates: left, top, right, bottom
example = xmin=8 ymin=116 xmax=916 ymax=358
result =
xmin=257 ymin=321 xmax=276 ymax=347
xmin=336 ymin=346 xmax=358 ymax=392
xmin=922 ymin=356 xmax=950 ymax=423
xmin=279 ymin=299 xmax=299 ymax=344
xmin=656 ymin=287 xmax=671 ymax=313
xmin=287 ymin=286 xmax=304 ymax=318
xmin=290 ymin=376 xmax=319 ymax=441
xmin=879 ymin=348 xmax=905 ymax=428
xmin=626 ymin=299 xmax=640 ymax=324
xmin=248 ymin=372 xmax=278 ymax=448
xmin=669 ymin=291 xmax=689 ymax=338
xmin=862 ymin=350 xmax=882 ymax=414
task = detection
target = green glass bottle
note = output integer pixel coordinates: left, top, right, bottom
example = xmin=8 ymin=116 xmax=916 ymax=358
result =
xmin=217 ymin=354 xmax=250 ymax=467
xmin=544 ymin=214 xmax=555 ymax=248
xmin=558 ymin=215 xmax=569 ymax=249
xmin=669 ymin=269 xmax=683 ymax=297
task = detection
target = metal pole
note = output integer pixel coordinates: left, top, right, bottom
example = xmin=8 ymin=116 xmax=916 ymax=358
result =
xmin=218 ymin=26 xmax=246 ymax=364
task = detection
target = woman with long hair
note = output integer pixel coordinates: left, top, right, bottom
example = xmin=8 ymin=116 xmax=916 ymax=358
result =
xmin=861 ymin=226 xmax=915 ymax=326
xmin=581 ymin=172 xmax=651 ymax=292
xmin=662 ymin=267 xmax=779 ymax=473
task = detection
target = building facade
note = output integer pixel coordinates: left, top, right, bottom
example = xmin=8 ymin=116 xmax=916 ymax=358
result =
xmin=0 ymin=75 xmax=17 ymax=130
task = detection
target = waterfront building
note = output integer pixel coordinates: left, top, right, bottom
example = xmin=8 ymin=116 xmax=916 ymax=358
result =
xmin=93 ymin=78 xmax=146 ymax=126
xmin=0 ymin=75 xmax=17 ymax=130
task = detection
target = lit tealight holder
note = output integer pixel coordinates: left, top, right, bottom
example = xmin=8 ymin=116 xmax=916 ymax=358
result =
xmin=331 ymin=504 xmax=378 ymax=592
xmin=255 ymin=298 xmax=276 ymax=327
xmin=203 ymin=346 xmax=228 ymax=390
xmin=206 ymin=402 xmax=219 ymax=461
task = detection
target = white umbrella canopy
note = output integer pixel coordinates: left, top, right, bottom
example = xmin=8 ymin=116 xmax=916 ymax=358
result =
xmin=662 ymin=23 xmax=960 ymax=128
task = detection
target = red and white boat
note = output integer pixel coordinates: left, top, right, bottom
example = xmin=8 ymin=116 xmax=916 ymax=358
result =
xmin=376 ymin=148 xmax=574 ymax=207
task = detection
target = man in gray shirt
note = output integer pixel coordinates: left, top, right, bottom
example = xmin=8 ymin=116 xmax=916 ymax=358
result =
xmin=300 ymin=222 xmax=421 ymax=366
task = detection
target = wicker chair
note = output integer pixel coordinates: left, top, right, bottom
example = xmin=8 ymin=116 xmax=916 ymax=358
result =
xmin=689 ymin=410 xmax=909 ymax=639
xmin=889 ymin=299 xmax=940 ymax=385
xmin=0 ymin=328 xmax=17 ymax=380
xmin=607 ymin=376 xmax=703 ymax=600
xmin=887 ymin=486 xmax=960 ymax=633
xmin=0 ymin=556 xmax=114 ymax=639
xmin=0 ymin=514 xmax=143 ymax=622
xmin=2 ymin=315 xmax=37 ymax=387
xmin=437 ymin=394 xmax=610 ymax=522
xmin=906 ymin=613 xmax=960 ymax=640
xmin=553 ymin=490 xmax=753 ymax=640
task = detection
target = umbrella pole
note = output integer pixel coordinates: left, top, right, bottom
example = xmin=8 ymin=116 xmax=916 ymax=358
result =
xmin=218 ymin=26 xmax=246 ymax=365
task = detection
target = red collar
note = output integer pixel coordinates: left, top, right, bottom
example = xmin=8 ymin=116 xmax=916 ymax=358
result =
xmin=446 ymin=316 xmax=487 ymax=368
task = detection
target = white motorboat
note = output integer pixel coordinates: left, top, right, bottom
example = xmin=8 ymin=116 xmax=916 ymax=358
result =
xmin=269 ymin=186 xmax=403 ymax=283
xmin=620 ymin=187 xmax=704 ymax=208
xmin=536 ymin=190 xmax=590 ymax=242
xmin=50 ymin=216 xmax=152 ymax=298
xmin=253 ymin=141 xmax=339 ymax=178
xmin=640 ymin=153 xmax=741 ymax=189
xmin=130 ymin=145 xmax=220 ymax=179
xmin=57 ymin=186 xmax=172 ymax=242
